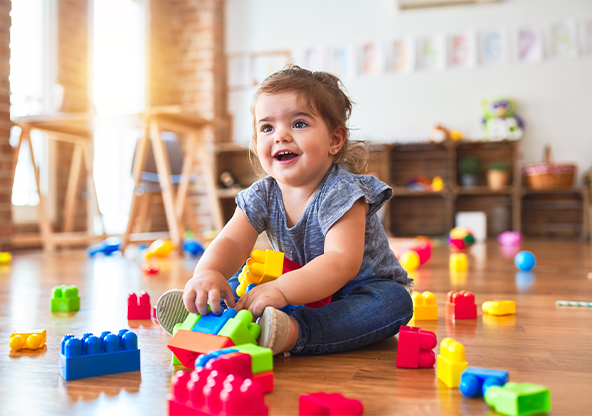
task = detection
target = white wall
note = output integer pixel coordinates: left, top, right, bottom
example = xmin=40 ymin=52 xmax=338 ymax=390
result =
xmin=226 ymin=0 xmax=592 ymax=183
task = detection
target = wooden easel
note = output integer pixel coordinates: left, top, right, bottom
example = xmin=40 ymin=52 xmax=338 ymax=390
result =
xmin=11 ymin=113 xmax=106 ymax=251
xmin=120 ymin=106 xmax=225 ymax=252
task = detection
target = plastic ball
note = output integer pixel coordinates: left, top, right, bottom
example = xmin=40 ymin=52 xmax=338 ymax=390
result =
xmin=145 ymin=239 xmax=173 ymax=259
xmin=0 ymin=252 xmax=11 ymax=264
xmin=515 ymin=251 xmax=536 ymax=272
xmin=399 ymin=250 xmax=420 ymax=272
xmin=448 ymin=227 xmax=475 ymax=251
xmin=411 ymin=238 xmax=432 ymax=265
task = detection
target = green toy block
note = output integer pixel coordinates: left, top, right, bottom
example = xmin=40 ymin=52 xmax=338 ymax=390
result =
xmin=179 ymin=312 xmax=201 ymax=332
xmin=485 ymin=382 xmax=551 ymax=416
xmin=172 ymin=323 xmax=183 ymax=366
xmin=51 ymin=285 xmax=80 ymax=312
xmin=234 ymin=343 xmax=273 ymax=374
xmin=218 ymin=309 xmax=260 ymax=346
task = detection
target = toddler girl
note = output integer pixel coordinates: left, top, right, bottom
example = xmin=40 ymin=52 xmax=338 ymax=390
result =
xmin=157 ymin=64 xmax=413 ymax=356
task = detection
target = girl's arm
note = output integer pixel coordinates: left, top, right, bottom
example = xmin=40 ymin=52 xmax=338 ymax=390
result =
xmin=236 ymin=198 xmax=367 ymax=316
xmin=183 ymin=207 xmax=259 ymax=315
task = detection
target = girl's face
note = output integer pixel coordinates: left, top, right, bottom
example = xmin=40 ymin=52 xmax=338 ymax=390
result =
xmin=254 ymin=92 xmax=344 ymax=190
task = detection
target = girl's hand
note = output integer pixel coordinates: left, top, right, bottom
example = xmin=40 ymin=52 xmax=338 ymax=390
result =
xmin=183 ymin=270 xmax=236 ymax=316
xmin=234 ymin=282 xmax=288 ymax=317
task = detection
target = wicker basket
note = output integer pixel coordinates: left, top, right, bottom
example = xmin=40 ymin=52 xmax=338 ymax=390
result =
xmin=523 ymin=146 xmax=576 ymax=189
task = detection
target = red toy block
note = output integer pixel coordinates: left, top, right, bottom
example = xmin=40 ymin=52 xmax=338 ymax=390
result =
xmin=396 ymin=325 xmax=437 ymax=369
xmin=168 ymin=330 xmax=235 ymax=369
xmin=141 ymin=263 xmax=159 ymax=274
xmin=299 ymin=392 xmax=363 ymax=416
xmin=446 ymin=290 xmax=477 ymax=319
xmin=153 ymin=305 xmax=158 ymax=320
xmin=168 ymin=368 xmax=268 ymax=416
xmin=127 ymin=292 xmax=151 ymax=320
xmin=252 ymin=371 xmax=274 ymax=394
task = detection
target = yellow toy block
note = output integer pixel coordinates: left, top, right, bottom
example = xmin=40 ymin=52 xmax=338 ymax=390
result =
xmin=437 ymin=337 xmax=468 ymax=388
xmin=482 ymin=300 xmax=516 ymax=316
xmin=449 ymin=253 xmax=468 ymax=272
xmin=412 ymin=291 xmax=438 ymax=320
xmin=237 ymin=249 xmax=285 ymax=296
xmin=10 ymin=329 xmax=46 ymax=351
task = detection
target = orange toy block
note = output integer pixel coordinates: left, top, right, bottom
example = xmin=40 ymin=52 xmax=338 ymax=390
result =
xmin=437 ymin=337 xmax=468 ymax=388
xmin=412 ymin=291 xmax=438 ymax=320
xmin=10 ymin=329 xmax=46 ymax=351
xmin=167 ymin=329 xmax=235 ymax=369
xmin=446 ymin=290 xmax=477 ymax=319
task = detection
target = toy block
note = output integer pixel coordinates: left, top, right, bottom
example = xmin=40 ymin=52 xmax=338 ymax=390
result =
xmin=193 ymin=308 xmax=238 ymax=335
xmin=218 ymin=310 xmax=260 ymax=346
xmin=128 ymin=292 xmax=151 ymax=320
xmin=396 ymin=325 xmax=437 ymax=369
xmin=0 ymin=251 xmax=12 ymax=264
xmin=172 ymin=323 xmax=183 ymax=365
xmin=412 ymin=291 xmax=438 ymax=320
xmin=484 ymin=382 xmax=551 ymax=416
xmin=51 ymin=285 xmax=80 ymax=312
xmin=180 ymin=313 xmax=202 ymax=331
xmin=10 ymin=329 xmax=46 ymax=351
xmin=437 ymin=337 xmax=468 ymax=388
xmin=87 ymin=237 xmax=121 ymax=256
xmin=168 ymin=368 xmax=268 ymax=416
xmin=482 ymin=300 xmax=516 ymax=316
xmin=460 ymin=366 xmax=509 ymax=397
xmin=449 ymin=253 xmax=468 ymax=272
xmin=234 ymin=344 xmax=274 ymax=374
xmin=141 ymin=263 xmax=159 ymax=274
xmin=299 ymin=392 xmax=364 ymax=416
xmin=59 ymin=329 xmax=140 ymax=380
xmin=168 ymin=329 xmax=235 ymax=369
xmin=153 ymin=305 xmax=158 ymax=320
xmin=446 ymin=290 xmax=477 ymax=319
xmin=252 ymin=371 xmax=274 ymax=394
xmin=195 ymin=348 xmax=239 ymax=368
xmin=198 ymin=352 xmax=273 ymax=394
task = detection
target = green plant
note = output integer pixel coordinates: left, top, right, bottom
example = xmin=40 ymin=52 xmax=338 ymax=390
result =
xmin=458 ymin=156 xmax=481 ymax=176
xmin=488 ymin=161 xmax=509 ymax=172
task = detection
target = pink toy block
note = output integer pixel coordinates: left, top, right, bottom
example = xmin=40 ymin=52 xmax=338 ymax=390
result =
xmin=127 ymin=292 xmax=151 ymax=320
xmin=446 ymin=290 xmax=477 ymax=319
xmin=168 ymin=367 xmax=268 ymax=416
xmin=299 ymin=392 xmax=363 ymax=416
xmin=396 ymin=325 xmax=437 ymax=369
xmin=153 ymin=305 xmax=157 ymax=320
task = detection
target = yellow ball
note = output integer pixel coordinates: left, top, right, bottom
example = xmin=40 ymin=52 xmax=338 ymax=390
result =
xmin=399 ymin=250 xmax=420 ymax=272
xmin=0 ymin=252 xmax=11 ymax=264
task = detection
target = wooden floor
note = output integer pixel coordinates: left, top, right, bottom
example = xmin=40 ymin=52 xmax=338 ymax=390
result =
xmin=1 ymin=239 xmax=591 ymax=416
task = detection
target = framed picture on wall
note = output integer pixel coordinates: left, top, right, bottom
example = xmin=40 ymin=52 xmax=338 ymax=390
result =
xmin=514 ymin=25 xmax=544 ymax=64
xmin=547 ymin=20 xmax=578 ymax=60
xmin=448 ymin=31 xmax=477 ymax=69
xmin=386 ymin=38 xmax=414 ymax=73
xmin=479 ymin=28 xmax=509 ymax=65
xmin=251 ymin=51 xmax=291 ymax=86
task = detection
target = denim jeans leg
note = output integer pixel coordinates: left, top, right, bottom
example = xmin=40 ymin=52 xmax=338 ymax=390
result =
xmin=288 ymin=279 xmax=413 ymax=355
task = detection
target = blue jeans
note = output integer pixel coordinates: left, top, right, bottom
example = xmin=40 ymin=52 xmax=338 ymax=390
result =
xmin=223 ymin=268 xmax=413 ymax=356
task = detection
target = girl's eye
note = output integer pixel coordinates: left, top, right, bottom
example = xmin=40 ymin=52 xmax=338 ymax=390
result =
xmin=294 ymin=120 xmax=307 ymax=129
xmin=260 ymin=124 xmax=273 ymax=133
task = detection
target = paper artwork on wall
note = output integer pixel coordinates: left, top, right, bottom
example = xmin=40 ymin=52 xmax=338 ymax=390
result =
xmin=386 ymin=38 xmax=414 ymax=73
xmin=448 ymin=31 xmax=477 ymax=69
xmin=360 ymin=41 xmax=385 ymax=75
xmin=479 ymin=28 xmax=509 ymax=65
xmin=582 ymin=19 xmax=592 ymax=55
xmin=251 ymin=51 xmax=291 ymax=86
xmin=228 ymin=54 xmax=252 ymax=89
xmin=547 ymin=20 xmax=578 ymax=60
xmin=515 ymin=25 xmax=544 ymax=64
xmin=303 ymin=47 xmax=326 ymax=72
xmin=416 ymin=34 xmax=446 ymax=71
xmin=326 ymin=45 xmax=357 ymax=79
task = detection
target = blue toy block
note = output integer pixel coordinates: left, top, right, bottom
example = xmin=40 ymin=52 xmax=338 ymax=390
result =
xmin=59 ymin=329 xmax=140 ymax=380
xmin=182 ymin=237 xmax=205 ymax=257
xmin=87 ymin=237 xmax=121 ymax=256
xmin=194 ymin=347 xmax=239 ymax=368
xmin=191 ymin=307 xmax=238 ymax=335
xmin=460 ymin=366 xmax=509 ymax=397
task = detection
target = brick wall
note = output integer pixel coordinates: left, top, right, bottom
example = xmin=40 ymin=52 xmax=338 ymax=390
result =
xmin=0 ymin=1 xmax=11 ymax=249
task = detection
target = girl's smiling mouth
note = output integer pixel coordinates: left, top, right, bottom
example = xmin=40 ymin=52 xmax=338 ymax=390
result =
xmin=274 ymin=151 xmax=299 ymax=162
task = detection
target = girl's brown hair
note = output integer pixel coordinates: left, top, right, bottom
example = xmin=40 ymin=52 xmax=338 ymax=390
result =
xmin=250 ymin=64 xmax=368 ymax=174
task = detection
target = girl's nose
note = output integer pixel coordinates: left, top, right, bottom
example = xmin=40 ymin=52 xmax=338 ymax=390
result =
xmin=274 ymin=127 xmax=292 ymax=144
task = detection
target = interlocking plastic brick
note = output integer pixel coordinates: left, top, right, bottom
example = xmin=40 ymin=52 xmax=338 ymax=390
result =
xmin=234 ymin=344 xmax=274 ymax=374
xmin=59 ymin=329 xmax=140 ymax=380
xmin=482 ymin=300 xmax=516 ymax=316
xmin=193 ymin=308 xmax=238 ymax=335
xmin=396 ymin=325 xmax=437 ymax=369
xmin=10 ymin=329 xmax=46 ymax=351
xmin=180 ymin=313 xmax=202 ymax=331
xmin=412 ymin=291 xmax=438 ymax=320
xmin=449 ymin=253 xmax=468 ymax=272
xmin=218 ymin=310 xmax=260 ymax=346
xmin=460 ymin=366 xmax=509 ymax=397
xmin=128 ymin=292 xmax=151 ymax=320
xmin=167 ymin=367 xmax=268 ymax=415
xmin=437 ymin=337 xmax=468 ymax=388
xmin=195 ymin=348 xmax=239 ymax=368
xmin=168 ymin=329 xmax=235 ymax=369
xmin=51 ymin=285 xmax=80 ymax=312
xmin=446 ymin=290 xmax=477 ymax=319
xmin=299 ymin=392 xmax=364 ymax=416
xmin=485 ymin=382 xmax=551 ymax=416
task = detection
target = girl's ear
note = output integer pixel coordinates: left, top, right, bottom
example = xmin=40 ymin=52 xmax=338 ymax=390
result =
xmin=329 ymin=126 xmax=347 ymax=155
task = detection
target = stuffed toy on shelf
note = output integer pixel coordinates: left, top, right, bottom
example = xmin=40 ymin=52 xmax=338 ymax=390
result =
xmin=481 ymin=97 xmax=524 ymax=141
